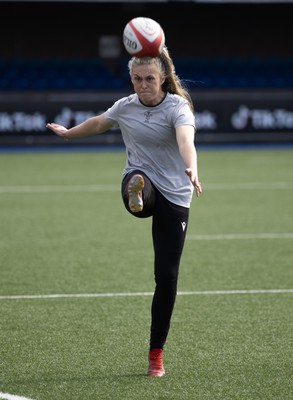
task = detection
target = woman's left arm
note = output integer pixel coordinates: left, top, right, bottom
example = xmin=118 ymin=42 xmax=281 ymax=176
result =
xmin=176 ymin=125 xmax=202 ymax=197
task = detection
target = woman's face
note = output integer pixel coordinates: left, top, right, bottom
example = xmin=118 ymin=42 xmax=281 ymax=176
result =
xmin=131 ymin=62 xmax=165 ymax=106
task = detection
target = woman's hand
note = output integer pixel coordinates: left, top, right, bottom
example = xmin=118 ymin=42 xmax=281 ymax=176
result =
xmin=185 ymin=168 xmax=202 ymax=197
xmin=46 ymin=123 xmax=70 ymax=141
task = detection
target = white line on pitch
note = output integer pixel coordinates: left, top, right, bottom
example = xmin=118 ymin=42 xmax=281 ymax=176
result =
xmin=0 ymin=392 xmax=35 ymax=400
xmin=187 ymin=233 xmax=293 ymax=240
xmin=0 ymin=184 xmax=119 ymax=194
xmin=205 ymin=182 xmax=291 ymax=190
xmin=0 ymin=289 xmax=292 ymax=301
xmin=0 ymin=182 xmax=291 ymax=194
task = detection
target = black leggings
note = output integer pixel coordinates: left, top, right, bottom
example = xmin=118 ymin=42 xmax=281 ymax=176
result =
xmin=121 ymin=170 xmax=189 ymax=350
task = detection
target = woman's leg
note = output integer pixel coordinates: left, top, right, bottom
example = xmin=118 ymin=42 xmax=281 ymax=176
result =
xmin=150 ymin=192 xmax=189 ymax=350
xmin=121 ymin=173 xmax=189 ymax=376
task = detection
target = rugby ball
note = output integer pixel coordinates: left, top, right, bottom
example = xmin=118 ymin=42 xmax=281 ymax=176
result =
xmin=123 ymin=17 xmax=165 ymax=58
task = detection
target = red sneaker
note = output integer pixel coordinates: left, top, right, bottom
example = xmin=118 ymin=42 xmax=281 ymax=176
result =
xmin=127 ymin=174 xmax=144 ymax=213
xmin=147 ymin=348 xmax=165 ymax=377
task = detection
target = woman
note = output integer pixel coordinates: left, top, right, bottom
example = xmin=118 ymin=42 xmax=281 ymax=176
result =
xmin=46 ymin=46 xmax=202 ymax=377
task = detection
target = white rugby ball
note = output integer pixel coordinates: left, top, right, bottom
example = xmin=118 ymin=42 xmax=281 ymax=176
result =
xmin=123 ymin=17 xmax=165 ymax=58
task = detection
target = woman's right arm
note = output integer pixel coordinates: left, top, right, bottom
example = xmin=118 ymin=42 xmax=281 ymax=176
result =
xmin=46 ymin=113 xmax=113 ymax=141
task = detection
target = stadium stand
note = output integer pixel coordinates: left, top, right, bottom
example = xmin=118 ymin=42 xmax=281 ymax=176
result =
xmin=0 ymin=56 xmax=292 ymax=91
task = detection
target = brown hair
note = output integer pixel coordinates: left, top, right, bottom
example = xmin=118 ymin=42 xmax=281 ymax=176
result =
xmin=128 ymin=46 xmax=194 ymax=112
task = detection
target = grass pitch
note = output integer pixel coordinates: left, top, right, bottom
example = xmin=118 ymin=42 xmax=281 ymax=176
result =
xmin=0 ymin=147 xmax=292 ymax=400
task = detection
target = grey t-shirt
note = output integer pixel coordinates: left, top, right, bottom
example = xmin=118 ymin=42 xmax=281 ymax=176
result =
xmin=105 ymin=92 xmax=196 ymax=208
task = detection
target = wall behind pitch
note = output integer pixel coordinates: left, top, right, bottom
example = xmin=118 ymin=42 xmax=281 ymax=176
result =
xmin=0 ymin=2 xmax=292 ymax=59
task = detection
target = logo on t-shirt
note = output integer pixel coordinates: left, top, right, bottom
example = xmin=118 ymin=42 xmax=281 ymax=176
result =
xmin=144 ymin=111 xmax=152 ymax=123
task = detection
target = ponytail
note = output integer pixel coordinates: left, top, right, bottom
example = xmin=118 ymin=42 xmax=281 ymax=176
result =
xmin=159 ymin=46 xmax=194 ymax=112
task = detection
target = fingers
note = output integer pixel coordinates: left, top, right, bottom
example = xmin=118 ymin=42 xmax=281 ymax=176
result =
xmin=195 ymin=181 xmax=202 ymax=197
xmin=46 ymin=122 xmax=60 ymax=132
xmin=46 ymin=123 xmax=58 ymax=129
xmin=185 ymin=168 xmax=202 ymax=197
xmin=46 ymin=123 xmax=70 ymax=141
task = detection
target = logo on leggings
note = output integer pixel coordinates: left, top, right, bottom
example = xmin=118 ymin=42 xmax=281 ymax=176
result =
xmin=181 ymin=222 xmax=187 ymax=231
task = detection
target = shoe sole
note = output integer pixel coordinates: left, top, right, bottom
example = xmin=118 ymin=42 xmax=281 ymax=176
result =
xmin=128 ymin=174 xmax=144 ymax=213
xmin=147 ymin=369 xmax=165 ymax=377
